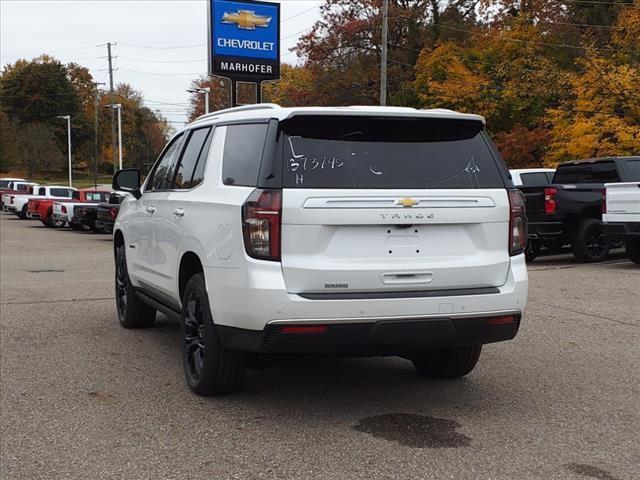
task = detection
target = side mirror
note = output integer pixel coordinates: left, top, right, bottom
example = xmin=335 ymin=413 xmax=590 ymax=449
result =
xmin=112 ymin=169 xmax=141 ymax=199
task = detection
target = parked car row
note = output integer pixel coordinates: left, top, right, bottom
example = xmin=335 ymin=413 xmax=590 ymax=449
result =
xmin=512 ymin=157 xmax=640 ymax=264
xmin=0 ymin=178 xmax=125 ymax=234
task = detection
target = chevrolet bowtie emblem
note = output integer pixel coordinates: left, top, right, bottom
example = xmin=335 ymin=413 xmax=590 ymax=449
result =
xmin=222 ymin=10 xmax=272 ymax=30
xmin=398 ymin=197 xmax=418 ymax=208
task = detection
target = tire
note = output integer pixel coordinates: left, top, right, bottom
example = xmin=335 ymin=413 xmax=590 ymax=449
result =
xmin=17 ymin=205 xmax=28 ymax=219
xmin=525 ymin=241 xmax=540 ymax=262
xmin=45 ymin=209 xmax=65 ymax=228
xmin=115 ymin=244 xmax=156 ymax=328
xmin=412 ymin=345 xmax=482 ymax=379
xmin=572 ymin=218 xmax=610 ymax=263
xmin=626 ymin=239 xmax=640 ymax=265
xmin=181 ymin=273 xmax=245 ymax=395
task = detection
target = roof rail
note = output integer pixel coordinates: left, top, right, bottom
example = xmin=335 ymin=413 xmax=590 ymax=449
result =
xmin=195 ymin=103 xmax=281 ymax=122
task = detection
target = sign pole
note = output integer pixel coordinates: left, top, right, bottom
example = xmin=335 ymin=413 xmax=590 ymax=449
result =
xmin=256 ymin=82 xmax=262 ymax=104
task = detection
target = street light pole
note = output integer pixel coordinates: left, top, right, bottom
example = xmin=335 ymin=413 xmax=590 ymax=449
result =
xmin=187 ymin=87 xmax=211 ymax=115
xmin=116 ymin=105 xmax=123 ymax=170
xmin=57 ymin=115 xmax=72 ymax=187
xmin=106 ymin=104 xmax=123 ymax=170
xmin=380 ymin=0 xmax=389 ymax=106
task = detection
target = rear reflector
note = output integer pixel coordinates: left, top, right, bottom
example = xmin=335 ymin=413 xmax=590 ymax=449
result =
xmin=280 ymin=325 xmax=328 ymax=334
xmin=487 ymin=315 xmax=515 ymax=326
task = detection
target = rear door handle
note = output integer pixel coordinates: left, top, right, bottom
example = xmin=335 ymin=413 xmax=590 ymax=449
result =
xmin=145 ymin=206 xmax=156 ymax=215
xmin=172 ymin=208 xmax=185 ymax=217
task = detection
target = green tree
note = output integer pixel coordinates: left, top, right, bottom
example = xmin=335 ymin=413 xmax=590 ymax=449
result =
xmin=18 ymin=123 xmax=65 ymax=176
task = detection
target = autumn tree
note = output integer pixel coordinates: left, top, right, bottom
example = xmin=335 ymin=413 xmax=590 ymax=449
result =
xmin=18 ymin=123 xmax=65 ymax=177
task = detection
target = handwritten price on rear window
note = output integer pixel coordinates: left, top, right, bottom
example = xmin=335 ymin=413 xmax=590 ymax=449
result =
xmin=289 ymin=155 xmax=344 ymax=172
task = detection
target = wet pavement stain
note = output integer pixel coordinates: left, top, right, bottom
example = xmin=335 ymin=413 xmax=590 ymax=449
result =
xmin=353 ymin=413 xmax=471 ymax=449
xmin=565 ymin=463 xmax=622 ymax=480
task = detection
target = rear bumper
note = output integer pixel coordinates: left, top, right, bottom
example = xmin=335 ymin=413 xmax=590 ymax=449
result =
xmin=528 ymin=221 xmax=563 ymax=240
xmin=7 ymin=206 xmax=17 ymax=213
xmin=28 ymin=212 xmax=41 ymax=220
xmin=603 ymin=222 xmax=640 ymax=239
xmin=218 ymin=313 xmax=521 ymax=355
xmin=52 ymin=213 xmax=67 ymax=222
xmin=95 ymin=219 xmax=114 ymax=233
xmin=205 ymin=254 xmax=528 ymax=354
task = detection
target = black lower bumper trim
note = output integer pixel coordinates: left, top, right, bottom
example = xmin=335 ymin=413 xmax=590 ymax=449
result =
xmin=297 ymin=286 xmax=500 ymax=301
xmin=217 ymin=314 xmax=521 ymax=356
xmin=604 ymin=222 xmax=640 ymax=238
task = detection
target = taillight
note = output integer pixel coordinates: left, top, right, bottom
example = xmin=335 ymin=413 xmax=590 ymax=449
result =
xmin=61 ymin=205 xmax=67 ymax=214
xmin=109 ymin=207 xmax=117 ymax=220
xmin=10 ymin=196 xmax=14 ymax=204
xmin=242 ymin=189 xmax=282 ymax=261
xmin=544 ymin=187 xmax=558 ymax=215
xmin=601 ymin=188 xmax=607 ymax=214
xmin=508 ymin=189 xmax=527 ymax=256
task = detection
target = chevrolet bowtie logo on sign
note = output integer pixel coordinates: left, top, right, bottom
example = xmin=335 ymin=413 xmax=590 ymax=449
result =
xmin=222 ymin=10 xmax=271 ymax=30
xmin=398 ymin=197 xmax=419 ymax=208
xmin=209 ymin=0 xmax=280 ymax=81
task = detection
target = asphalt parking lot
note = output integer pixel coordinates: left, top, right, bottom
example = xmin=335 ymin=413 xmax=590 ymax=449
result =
xmin=1 ymin=214 xmax=638 ymax=480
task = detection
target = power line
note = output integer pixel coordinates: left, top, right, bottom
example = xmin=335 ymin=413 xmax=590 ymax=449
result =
xmin=0 ymin=45 xmax=99 ymax=60
xmin=282 ymin=3 xmax=322 ymax=23
xmin=119 ymin=56 xmax=206 ymax=64
xmin=119 ymin=68 xmax=206 ymax=76
xmin=118 ymin=42 xmax=206 ymax=50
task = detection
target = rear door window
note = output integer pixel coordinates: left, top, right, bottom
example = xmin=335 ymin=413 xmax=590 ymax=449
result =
xmin=222 ymin=123 xmax=269 ymax=186
xmin=174 ymin=127 xmax=212 ymax=189
xmin=280 ymin=116 xmax=504 ymax=189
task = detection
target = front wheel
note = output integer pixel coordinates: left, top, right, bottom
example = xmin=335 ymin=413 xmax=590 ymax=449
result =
xmin=412 ymin=345 xmax=482 ymax=378
xmin=181 ymin=273 xmax=245 ymax=395
xmin=626 ymin=239 xmax=640 ymax=265
xmin=572 ymin=218 xmax=610 ymax=263
xmin=115 ymin=244 xmax=156 ymax=328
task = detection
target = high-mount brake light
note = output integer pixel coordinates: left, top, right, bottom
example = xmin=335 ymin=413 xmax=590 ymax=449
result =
xmin=544 ymin=187 xmax=558 ymax=215
xmin=508 ymin=189 xmax=527 ymax=256
xmin=242 ymin=189 xmax=282 ymax=261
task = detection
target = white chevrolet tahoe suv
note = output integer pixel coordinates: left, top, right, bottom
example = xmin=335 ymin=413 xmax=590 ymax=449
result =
xmin=112 ymin=104 xmax=529 ymax=395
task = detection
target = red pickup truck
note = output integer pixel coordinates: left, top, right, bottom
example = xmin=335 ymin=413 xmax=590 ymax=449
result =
xmin=28 ymin=188 xmax=110 ymax=228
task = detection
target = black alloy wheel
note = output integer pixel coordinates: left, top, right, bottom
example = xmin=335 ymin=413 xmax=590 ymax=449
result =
xmin=115 ymin=248 xmax=128 ymax=320
xmin=183 ymin=290 xmax=206 ymax=384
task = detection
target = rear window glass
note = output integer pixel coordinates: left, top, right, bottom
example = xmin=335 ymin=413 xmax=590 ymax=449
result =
xmin=623 ymin=159 xmax=640 ymax=181
xmin=280 ymin=116 xmax=504 ymax=189
xmin=16 ymin=184 xmax=28 ymax=192
xmin=553 ymin=161 xmax=620 ymax=184
xmin=50 ymin=188 xmax=72 ymax=197
xmin=520 ymin=172 xmax=551 ymax=186
xmin=0 ymin=180 xmax=10 ymax=189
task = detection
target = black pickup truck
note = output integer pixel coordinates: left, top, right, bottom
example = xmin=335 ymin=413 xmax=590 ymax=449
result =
xmin=75 ymin=192 xmax=124 ymax=233
xmin=521 ymin=157 xmax=640 ymax=262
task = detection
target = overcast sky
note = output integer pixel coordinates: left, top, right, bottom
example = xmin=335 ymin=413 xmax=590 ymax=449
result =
xmin=1 ymin=0 xmax=322 ymax=125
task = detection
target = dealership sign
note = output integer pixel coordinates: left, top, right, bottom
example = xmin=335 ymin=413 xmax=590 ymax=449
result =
xmin=208 ymin=0 xmax=280 ymax=81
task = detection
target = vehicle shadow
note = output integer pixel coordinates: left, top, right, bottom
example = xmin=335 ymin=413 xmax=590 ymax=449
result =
xmin=149 ymin=316 xmax=533 ymax=421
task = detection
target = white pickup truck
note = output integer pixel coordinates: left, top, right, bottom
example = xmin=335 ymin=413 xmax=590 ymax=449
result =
xmin=7 ymin=185 xmax=75 ymax=219
xmin=603 ymin=182 xmax=640 ymax=264
xmin=2 ymin=182 xmax=39 ymax=211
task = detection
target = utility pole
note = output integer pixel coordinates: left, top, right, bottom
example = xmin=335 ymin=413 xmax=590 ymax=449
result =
xmin=380 ymin=0 xmax=389 ymax=106
xmin=57 ymin=115 xmax=72 ymax=187
xmin=107 ymin=42 xmax=117 ymax=173
xmin=92 ymin=82 xmax=105 ymax=189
